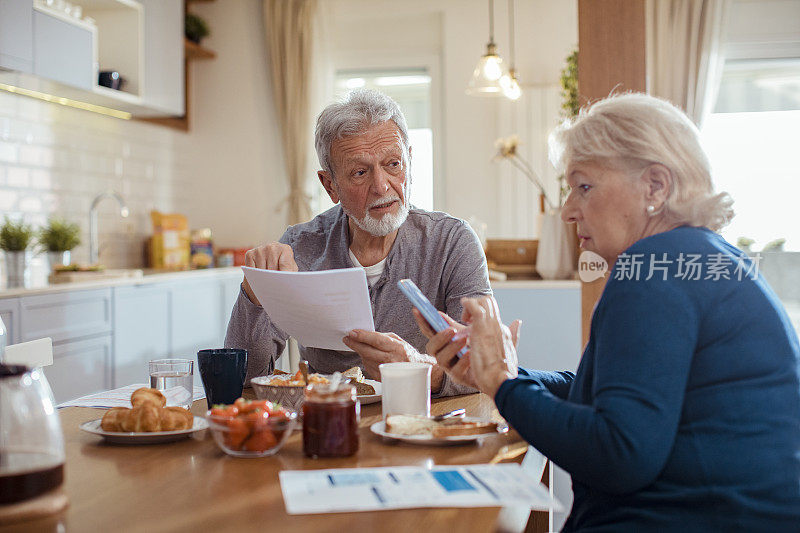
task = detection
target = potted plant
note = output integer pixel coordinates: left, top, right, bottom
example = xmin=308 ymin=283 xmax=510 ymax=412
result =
xmin=185 ymin=13 xmax=210 ymax=44
xmin=39 ymin=218 xmax=81 ymax=271
xmin=0 ymin=217 xmax=35 ymax=287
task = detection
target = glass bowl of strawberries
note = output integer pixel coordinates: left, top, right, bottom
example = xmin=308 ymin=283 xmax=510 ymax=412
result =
xmin=206 ymin=398 xmax=297 ymax=457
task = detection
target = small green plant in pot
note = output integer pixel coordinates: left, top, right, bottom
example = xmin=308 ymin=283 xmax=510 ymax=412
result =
xmin=185 ymin=13 xmax=210 ymax=44
xmin=39 ymin=218 xmax=81 ymax=270
xmin=1 ymin=217 xmax=35 ymax=287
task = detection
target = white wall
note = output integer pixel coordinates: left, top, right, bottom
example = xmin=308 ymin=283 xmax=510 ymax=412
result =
xmin=0 ymin=0 xmax=287 ymax=270
xmin=329 ymin=0 xmax=578 ymax=239
xmin=0 ymin=0 xmax=577 ymax=272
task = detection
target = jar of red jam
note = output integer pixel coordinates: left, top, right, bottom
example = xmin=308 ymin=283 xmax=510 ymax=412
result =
xmin=302 ymin=382 xmax=360 ymax=458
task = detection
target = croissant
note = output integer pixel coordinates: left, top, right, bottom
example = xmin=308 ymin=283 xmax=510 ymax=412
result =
xmin=131 ymin=387 xmax=166 ymax=408
xmin=101 ymin=407 xmax=130 ymax=431
xmin=121 ymin=404 xmax=162 ymax=432
xmin=100 ymin=389 xmax=193 ymax=433
xmin=160 ymin=406 xmax=194 ymax=431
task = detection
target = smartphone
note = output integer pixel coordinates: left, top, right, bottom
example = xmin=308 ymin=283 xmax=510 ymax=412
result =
xmin=397 ymin=279 xmax=468 ymax=358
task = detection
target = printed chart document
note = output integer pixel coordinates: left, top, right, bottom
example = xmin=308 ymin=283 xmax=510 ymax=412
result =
xmin=279 ymin=464 xmax=558 ymax=514
xmin=57 ymin=384 xmax=206 ymax=409
xmin=242 ymin=266 xmax=375 ymax=351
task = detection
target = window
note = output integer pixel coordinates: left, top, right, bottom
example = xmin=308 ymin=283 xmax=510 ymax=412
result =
xmin=701 ymin=59 xmax=800 ymax=250
xmin=331 ymin=69 xmax=434 ymax=211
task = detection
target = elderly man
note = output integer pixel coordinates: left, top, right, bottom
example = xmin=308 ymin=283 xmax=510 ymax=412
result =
xmin=225 ymin=89 xmax=490 ymax=397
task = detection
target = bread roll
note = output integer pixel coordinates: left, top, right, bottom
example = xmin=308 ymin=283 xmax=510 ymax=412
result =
xmin=101 ymin=407 xmax=130 ymax=432
xmin=159 ymin=406 xmax=193 ymax=431
xmin=131 ymin=387 xmax=166 ymax=408
xmin=121 ymin=404 xmax=162 ymax=432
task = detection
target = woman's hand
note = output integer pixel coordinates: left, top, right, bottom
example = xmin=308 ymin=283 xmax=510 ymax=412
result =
xmin=459 ymin=296 xmax=519 ymax=397
xmin=412 ymin=301 xmax=521 ymax=396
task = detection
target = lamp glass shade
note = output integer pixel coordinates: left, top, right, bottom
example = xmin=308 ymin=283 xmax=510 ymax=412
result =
xmin=466 ymin=51 xmax=508 ymax=96
xmin=500 ymin=73 xmax=522 ymax=100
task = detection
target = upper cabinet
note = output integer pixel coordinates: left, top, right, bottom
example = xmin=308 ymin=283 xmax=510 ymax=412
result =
xmin=139 ymin=0 xmax=184 ymax=115
xmin=0 ymin=0 xmax=184 ymax=117
xmin=0 ymin=0 xmax=34 ymax=73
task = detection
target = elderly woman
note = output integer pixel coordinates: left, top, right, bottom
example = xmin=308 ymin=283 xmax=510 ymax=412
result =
xmin=416 ymin=93 xmax=800 ymax=530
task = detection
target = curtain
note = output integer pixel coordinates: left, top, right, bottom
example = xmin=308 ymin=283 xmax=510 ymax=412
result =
xmin=646 ymin=0 xmax=730 ymax=126
xmin=263 ymin=0 xmax=317 ymax=225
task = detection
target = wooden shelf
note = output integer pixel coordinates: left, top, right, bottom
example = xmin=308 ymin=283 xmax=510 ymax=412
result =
xmin=184 ymin=39 xmax=216 ymax=60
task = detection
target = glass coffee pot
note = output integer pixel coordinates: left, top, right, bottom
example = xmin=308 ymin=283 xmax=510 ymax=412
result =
xmin=0 ymin=361 xmax=66 ymax=504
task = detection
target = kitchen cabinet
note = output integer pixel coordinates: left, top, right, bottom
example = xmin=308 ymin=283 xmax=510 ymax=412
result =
xmin=221 ymin=275 xmax=242 ymax=336
xmin=0 ymin=0 xmax=185 ymax=117
xmin=0 ymin=0 xmax=33 ymax=73
xmin=492 ymin=282 xmax=582 ymax=373
xmin=170 ymin=278 xmax=226 ymax=387
xmin=0 ymin=269 xmax=241 ymax=403
xmin=491 ymin=280 xmax=581 ymax=533
xmin=33 ymin=7 xmax=94 ymax=90
xmin=20 ymin=288 xmax=112 ymax=344
xmin=139 ymin=0 xmax=184 ymax=115
xmin=45 ymin=334 xmax=112 ymax=404
xmin=113 ymin=283 xmax=170 ymax=387
xmin=0 ymin=297 xmax=21 ymax=346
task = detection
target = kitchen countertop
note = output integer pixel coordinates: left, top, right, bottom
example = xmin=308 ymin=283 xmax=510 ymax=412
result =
xmin=0 ymin=266 xmax=244 ymax=299
xmin=0 ymin=266 xmax=581 ymax=299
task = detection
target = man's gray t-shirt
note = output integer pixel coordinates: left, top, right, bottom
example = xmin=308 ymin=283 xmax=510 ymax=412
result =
xmin=224 ymin=205 xmax=492 ymax=397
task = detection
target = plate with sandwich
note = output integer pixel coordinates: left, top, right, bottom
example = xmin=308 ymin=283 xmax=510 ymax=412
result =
xmin=371 ymin=414 xmax=508 ymax=445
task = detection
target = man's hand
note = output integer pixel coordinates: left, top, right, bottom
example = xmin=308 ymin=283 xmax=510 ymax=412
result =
xmin=342 ymin=330 xmax=444 ymax=392
xmin=412 ymin=307 xmax=521 ymax=394
xmin=241 ymin=242 xmax=298 ymax=306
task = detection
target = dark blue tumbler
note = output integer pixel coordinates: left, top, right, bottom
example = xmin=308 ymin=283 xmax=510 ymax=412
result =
xmin=197 ymin=349 xmax=248 ymax=409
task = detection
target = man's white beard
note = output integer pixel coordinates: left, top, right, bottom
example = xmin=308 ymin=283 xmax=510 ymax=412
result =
xmin=346 ymin=193 xmax=410 ymax=237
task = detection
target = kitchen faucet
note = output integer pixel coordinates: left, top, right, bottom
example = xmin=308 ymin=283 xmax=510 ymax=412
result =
xmin=89 ymin=191 xmax=129 ymax=265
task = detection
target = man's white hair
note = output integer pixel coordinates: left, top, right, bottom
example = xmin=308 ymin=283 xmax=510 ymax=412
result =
xmin=549 ymin=92 xmax=734 ymax=231
xmin=314 ymin=88 xmax=410 ymax=177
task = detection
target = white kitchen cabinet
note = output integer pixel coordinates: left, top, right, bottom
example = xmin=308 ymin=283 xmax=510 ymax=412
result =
xmin=221 ymin=274 xmax=243 ymax=338
xmin=0 ymin=297 xmax=21 ymax=346
xmin=20 ymin=288 xmax=112 ymax=344
xmin=0 ymin=0 xmax=185 ymax=117
xmin=492 ymin=282 xmax=582 ymax=373
xmin=113 ymin=283 xmax=170 ymax=388
xmin=33 ymin=7 xmax=95 ymax=90
xmin=45 ymin=334 xmax=112 ymax=404
xmin=0 ymin=0 xmax=33 ymax=73
xmin=491 ymin=280 xmax=581 ymax=531
xmin=139 ymin=0 xmax=184 ymax=115
xmin=170 ymin=278 xmax=226 ymax=387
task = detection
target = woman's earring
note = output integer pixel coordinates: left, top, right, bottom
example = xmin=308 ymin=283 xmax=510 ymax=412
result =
xmin=646 ymin=205 xmax=656 ymax=215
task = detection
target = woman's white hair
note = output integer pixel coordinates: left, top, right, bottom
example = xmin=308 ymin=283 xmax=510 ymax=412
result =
xmin=549 ymin=92 xmax=734 ymax=231
xmin=315 ymin=88 xmax=410 ymax=177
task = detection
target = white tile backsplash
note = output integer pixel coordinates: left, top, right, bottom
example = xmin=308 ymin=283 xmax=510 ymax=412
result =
xmin=0 ymin=91 xmax=188 ymax=269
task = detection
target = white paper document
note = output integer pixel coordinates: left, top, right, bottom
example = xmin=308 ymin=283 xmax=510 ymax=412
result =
xmin=242 ymin=266 xmax=375 ymax=351
xmin=279 ymin=464 xmax=557 ymax=515
xmin=57 ymin=383 xmax=206 ymax=409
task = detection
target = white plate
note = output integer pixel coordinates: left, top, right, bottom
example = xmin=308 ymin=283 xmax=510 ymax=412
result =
xmin=370 ymin=418 xmax=508 ymax=446
xmin=357 ymin=379 xmax=382 ymax=405
xmin=80 ymin=416 xmax=209 ymax=444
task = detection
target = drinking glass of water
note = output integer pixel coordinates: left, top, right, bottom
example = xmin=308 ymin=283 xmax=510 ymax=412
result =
xmin=149 ymin=359 xmax=194 ymax=409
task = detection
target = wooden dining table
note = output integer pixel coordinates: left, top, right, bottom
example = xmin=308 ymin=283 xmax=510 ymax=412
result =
xmin=1 ymin=392 xmax=550 ymax=533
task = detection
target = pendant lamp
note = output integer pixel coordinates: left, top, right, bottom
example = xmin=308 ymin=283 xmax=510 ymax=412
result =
xmin=466 ymin=0 xmax=509 ymax=96
xmin=500 ymin=0 xmax=522 ymax=100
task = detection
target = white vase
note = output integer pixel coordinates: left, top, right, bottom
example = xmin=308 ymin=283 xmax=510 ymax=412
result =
xmin=535 ymin=209 xmax=576 ymax=280
xmin=47 ymin=250 xmax=71 ymax=271
xmin=4 ymin=250 xmax=29 ymax=288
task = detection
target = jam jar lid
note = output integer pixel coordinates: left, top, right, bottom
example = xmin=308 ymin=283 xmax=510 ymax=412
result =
xmin=304 ymin=381 xmax=356 ymax=403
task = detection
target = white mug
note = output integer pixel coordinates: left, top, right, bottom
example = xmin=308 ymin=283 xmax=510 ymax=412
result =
xmin=379 ymin=362 xmax=431 ymax=418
